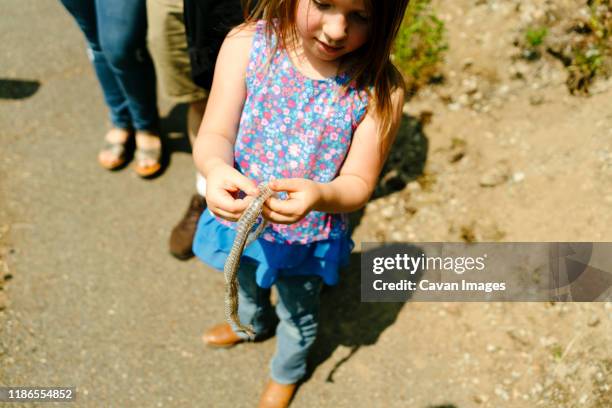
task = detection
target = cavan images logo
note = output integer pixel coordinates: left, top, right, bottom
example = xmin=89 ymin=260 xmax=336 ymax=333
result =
xmin=361 ymin=242 xmax=612 ymax=302
xmin=548 ymin=243 xmax=612 ymax=301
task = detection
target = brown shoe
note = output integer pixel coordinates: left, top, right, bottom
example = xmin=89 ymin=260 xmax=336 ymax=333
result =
xmin=169 ymin=194 xmax=207 ymax=260
xmin=257 ymin=379 xmax=297 ymax=408
xmin=202 ymin=323 xmax=244 ymax=348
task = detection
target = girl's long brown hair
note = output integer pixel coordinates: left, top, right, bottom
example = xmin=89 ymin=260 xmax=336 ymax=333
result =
xmin=242 ymin=0 xmax=409 ymax=151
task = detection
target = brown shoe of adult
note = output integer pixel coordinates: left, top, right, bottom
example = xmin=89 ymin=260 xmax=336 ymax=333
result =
xmin=202 ymin=323 xmax=244 ymax=348
xmin=257 ymin=379 xmax=297 ymax=408
xmin=169 ymin=194 xmax=206 ymax=260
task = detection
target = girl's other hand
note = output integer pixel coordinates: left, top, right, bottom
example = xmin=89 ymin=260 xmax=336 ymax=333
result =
xmin=206 ymin=163 xmax=259 ymax=222
xmin=262 ymin=178 xmax=322 ymax=224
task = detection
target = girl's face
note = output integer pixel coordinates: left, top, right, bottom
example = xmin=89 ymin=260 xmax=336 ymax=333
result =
xmin=295 ymin=0 xmax=371 ymax=62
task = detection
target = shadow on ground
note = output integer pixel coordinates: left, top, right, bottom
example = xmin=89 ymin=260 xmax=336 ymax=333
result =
xmin=0 ymin=78 xmax=40 ymax=99
xmin=347 ymin=112 xmax=429 ymax=237
xmin=301 ymin=113 xmax=430 ymax=385
xmin=305 ymin=243 xmax=426 ymax=384
xmin=162 ymin=103 xmax=191 ymax=156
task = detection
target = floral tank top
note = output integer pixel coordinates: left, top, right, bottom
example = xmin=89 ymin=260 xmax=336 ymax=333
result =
xmin=216 ymin=20 xmax=369 ymax=244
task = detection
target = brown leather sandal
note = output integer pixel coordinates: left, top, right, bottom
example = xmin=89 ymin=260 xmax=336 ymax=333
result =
xmin=98 ymin=130 xmax=134 ymax=170
xmin=133 ymin=132 xmax=163 ymax=178
xmin=134 ymin=147 xmax=162 ymax=177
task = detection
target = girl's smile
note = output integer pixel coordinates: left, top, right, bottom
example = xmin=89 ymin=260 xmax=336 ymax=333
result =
xmin=314 ymin=38 xmax=344 ymax=55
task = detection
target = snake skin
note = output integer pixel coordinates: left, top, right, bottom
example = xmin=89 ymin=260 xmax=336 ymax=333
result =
xmin=224 ymin=183 xmax=275 ymax=339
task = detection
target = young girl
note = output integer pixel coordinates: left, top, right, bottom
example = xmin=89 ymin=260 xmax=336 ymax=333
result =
xmin=192 ymin=0 xmax=408 ymax=406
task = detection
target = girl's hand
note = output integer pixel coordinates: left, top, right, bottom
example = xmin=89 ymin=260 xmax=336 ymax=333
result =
xmin=205 ymin=163 xmax=259 ymax=222
xmin=262 ymin=178 xmax=322 ymax=224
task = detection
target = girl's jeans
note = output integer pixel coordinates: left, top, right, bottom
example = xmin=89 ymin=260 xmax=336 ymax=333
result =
xmin=233 ymin=261 xmax=323 ymax=385
xmin=59 ymin=0 xmax=159 ymax=131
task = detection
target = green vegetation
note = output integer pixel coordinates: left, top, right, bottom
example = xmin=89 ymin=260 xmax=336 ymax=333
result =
xmin=543 ymin=0 xmax=612 ymax=94
xmin=565 ymin=0 xmax=612 ymax=94
xmin=519 ymin=1 xmax=611 ymax=94
xmin=393 ymin=0 xmax=448 ymax=91
xmin=525 ymin=26 xmax=548 ymax=47
xmin=551 ymin=344 xmax=564 ymax=361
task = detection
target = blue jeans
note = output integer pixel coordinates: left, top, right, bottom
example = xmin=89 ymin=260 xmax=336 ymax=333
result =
xmin=59 ymin=0 xmax=158 ymax=131
xmin=233 ymin=261 xmax=323 ymax=384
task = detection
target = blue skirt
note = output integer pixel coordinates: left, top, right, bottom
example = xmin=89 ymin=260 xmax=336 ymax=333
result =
xmin=192 ymin=209 xmax=354 ymax=288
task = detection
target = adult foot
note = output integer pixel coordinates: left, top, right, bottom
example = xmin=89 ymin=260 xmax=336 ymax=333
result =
xmin=201 ymin=323 xmax=244 ymax=348
xmin=98 ymin=128 xmax=133 ymax=170
xmin=257 ymin=379 xmax=297 ymax=408
xmin=169 ymin=194 xmax=207 ymax=260
xmin=134 ymin=130 xmax=162 ymax=178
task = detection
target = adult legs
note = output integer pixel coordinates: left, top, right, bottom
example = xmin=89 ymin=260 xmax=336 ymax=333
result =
xmin=96 ymin=0 xmax=162 ymax=175
xmin=95 ymin=0 xmax=159 ymax=132
xmin=59 ymin=0 xmax=132 ymax=129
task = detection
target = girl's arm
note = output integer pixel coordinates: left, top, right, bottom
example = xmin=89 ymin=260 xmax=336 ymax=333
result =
xmin=192 ymin=24 xmax=259 ymax=221
xmin=316 ymin=88 xmax=405 ymax=212
xmin=264 ymin=88 xmax=405 ymax=223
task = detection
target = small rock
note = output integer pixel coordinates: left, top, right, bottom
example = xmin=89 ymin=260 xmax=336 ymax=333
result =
xmin=512 ymin=171 xmax=525 ymax=183
xmin=462 ymin=77 xmax=479 ymax=94
xmin=458 ymin=94 xmax=470 ymax=105
xmin=509 ymin=62 xmax=529 ymax=79
xmin=507 ymin=329 xmax=531 ymax=346
xmin=380 ymin=206 xmax=394 ymax=219
xmin=529 ymin=95 xmax=545 ymax=105
xmin=390 ymin=232 xmax=404 ymax=241
xmin=437 ymin=91 xmax=453 ymax=104
xmin=587 ymin=315 xmax=600 ymax=327
xmin=531 ymin=383 xmax=543 ymax=394
xmin=479 ymin=164 xmax=511 ymax=187
xmin=495 ymin=386 xmax=510 ymax=401
xmin=539 ymin=336 xmax=557 ymax=347
xmin=450 ymin=151 xmax=465 ymax=163
xmin=405 ymin=181 xmax=421 ymax=193
xmin=498 ymin=84 xmax=510 ymax=95
xmin=522 ymin=48 xmax=541 ymax=61
xmin=473 ymin=394 xmax=488 ymax=403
